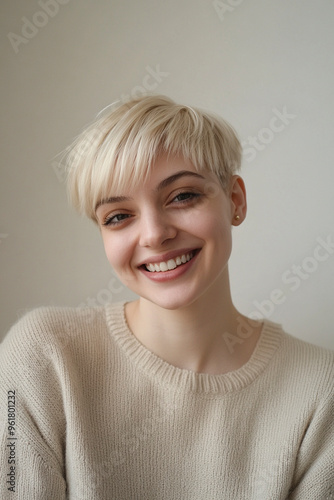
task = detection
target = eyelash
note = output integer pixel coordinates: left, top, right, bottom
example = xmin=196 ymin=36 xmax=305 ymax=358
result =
xmin=102 ymin=191 xmax=202 ymax=227
xmin=172 ymin=191 xmax=201 ymax=204
xmin=102 ymin=213 xmax=131 ymax=227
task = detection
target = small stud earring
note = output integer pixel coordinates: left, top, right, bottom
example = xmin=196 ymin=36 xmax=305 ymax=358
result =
xmin=234 ymin=215 xmax=240 ymax=221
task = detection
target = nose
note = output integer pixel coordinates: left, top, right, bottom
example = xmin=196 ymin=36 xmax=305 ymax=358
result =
xmin=138 ymin=210 xmax=177 ymax=248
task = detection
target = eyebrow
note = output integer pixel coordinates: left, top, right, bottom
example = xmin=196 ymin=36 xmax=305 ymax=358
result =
xmin=95 ymin=195 xmax=131 ymax=211
xmin=96 ymin=170 xmax=205 ymax=210
xmin=156 ymin=170 xmax=205 ymax=190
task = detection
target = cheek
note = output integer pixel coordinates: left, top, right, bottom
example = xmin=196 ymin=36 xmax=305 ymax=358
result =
xmin=102 ymin=234 xmax=132 ymax=271
xmin=198 ymin=211 xmax=233 ymax=263
xmin=192 ymin=208 xmax=231 ymax=240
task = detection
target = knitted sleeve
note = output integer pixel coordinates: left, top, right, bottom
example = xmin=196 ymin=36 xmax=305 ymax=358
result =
xmin=288 ymin=374 xmax=334 ymax=499
xmin=0 ymin=309 xmax=67 ymax=499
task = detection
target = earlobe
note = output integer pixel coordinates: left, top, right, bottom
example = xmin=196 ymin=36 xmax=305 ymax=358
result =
xmin=230 ymin=176 xmax=247 ymax=225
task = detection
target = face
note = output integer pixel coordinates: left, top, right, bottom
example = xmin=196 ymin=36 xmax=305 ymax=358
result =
xmin=95 ymin=155 xmax=246 ymax=310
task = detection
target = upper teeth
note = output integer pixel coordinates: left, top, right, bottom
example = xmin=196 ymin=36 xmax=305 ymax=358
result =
xmin=146 ymin=252 xmax=194 ymax=272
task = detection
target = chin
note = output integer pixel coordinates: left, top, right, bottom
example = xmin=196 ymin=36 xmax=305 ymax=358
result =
xmin=142 ymin=288 xmax=203 ymax=312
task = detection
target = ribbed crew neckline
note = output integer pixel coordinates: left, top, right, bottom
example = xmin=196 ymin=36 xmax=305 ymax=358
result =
xmin=105 ymin=301 xmax=283 ymax=394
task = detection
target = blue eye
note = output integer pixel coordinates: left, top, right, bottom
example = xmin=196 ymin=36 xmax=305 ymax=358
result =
xmin=103 ymin=213 xmax=131 ymax=226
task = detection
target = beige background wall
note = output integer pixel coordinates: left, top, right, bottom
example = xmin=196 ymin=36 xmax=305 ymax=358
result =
xmin=1 ymin=0 xmax=333 ymax=347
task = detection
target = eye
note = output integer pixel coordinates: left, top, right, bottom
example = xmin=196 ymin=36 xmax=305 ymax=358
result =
xmin=172 ymin=191 xmax=201 ymax=204
xmin=102 ymin=213 xmax=132 ymax=227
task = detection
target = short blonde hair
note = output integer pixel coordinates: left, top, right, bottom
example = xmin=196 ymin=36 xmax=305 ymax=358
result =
xmin=66 ymin=95 xmax=242 ymax=222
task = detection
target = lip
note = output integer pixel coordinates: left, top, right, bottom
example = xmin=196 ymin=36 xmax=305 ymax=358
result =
xmin=137 ymin=247 xmax=200 ymax=268
xmin=138 ymin=248 xmax=201 ymax=282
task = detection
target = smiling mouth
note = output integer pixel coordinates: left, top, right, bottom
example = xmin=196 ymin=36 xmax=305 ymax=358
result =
xmin=143 ymin=250 xmax=198 ymax=273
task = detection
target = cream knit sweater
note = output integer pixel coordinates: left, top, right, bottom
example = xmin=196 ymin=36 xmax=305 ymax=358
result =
xmin=0 ymin=301 xmax=333 ymax=499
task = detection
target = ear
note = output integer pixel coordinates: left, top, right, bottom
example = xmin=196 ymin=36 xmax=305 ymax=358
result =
xmin=229 ymin=175 xmax=247 ymax=225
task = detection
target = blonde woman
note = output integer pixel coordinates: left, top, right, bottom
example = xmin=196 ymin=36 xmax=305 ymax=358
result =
xmin=1 ymin=95 xmax=333 ymax=499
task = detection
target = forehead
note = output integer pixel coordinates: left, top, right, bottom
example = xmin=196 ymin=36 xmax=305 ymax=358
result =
xmin=112 ymin=154 xmax=218 ymax=195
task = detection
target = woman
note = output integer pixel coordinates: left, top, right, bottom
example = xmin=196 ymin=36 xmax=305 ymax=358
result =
xmin=1 ymin=95 xmax=333 ymax=499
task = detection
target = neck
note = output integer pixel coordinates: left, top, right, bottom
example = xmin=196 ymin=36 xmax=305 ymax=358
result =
xmin=125 ymin=272 xmax=262 ymax=374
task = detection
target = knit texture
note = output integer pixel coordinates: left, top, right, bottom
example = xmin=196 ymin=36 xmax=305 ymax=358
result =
xmin=1 ymin=301 xmax=333 ymax=499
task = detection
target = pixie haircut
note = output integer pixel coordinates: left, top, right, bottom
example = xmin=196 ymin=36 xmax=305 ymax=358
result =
xmin=66 ymin=95 xmax=242 ymax=222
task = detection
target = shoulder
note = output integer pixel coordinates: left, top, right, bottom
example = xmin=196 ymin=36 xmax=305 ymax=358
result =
xmin=1 ymin=305 xmax=100 ymax=350
xmin=0 ymin=305 xmax=105 ymax=384
xmin=282 ymin=329 xmax=334 ymax=371
xmin=272 ymin=324 xmax=334 ymax=401
xmin=0 ymin=301 xmax=127 ymax=372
